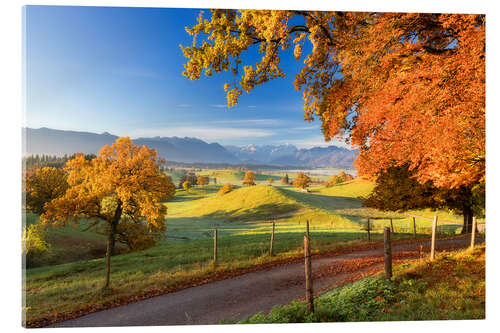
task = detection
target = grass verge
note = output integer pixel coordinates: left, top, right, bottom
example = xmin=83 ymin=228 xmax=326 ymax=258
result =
xmin=239 ymin=245 xmax=485 ymax=323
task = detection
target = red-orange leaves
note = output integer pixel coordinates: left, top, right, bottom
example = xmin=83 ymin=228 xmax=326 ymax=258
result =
xmin=183 ymin=11 xmax=484 ymax=189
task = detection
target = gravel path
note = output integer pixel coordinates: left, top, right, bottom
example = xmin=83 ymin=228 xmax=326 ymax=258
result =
xmin=54 ymin=236 xmax=479 ymax=327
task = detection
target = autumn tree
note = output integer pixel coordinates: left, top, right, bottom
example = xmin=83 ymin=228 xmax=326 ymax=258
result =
xmin=293 ymin=172 xmax=311 ymax=189
xmin=280 ymin=173 xmax=289 ymax=185
xmin=197 ymin=175 xmax=210 ymax=186
xmin=178 ymin=172 xmax=197 ymax=188
xmin=218 ymin=183 xmax=235 ymax=195
xmin=41 ymin=137 xmax=175 ymax=288
xmin=181 ymin=10 xmax=485 ymax=207
xmin=182 ymin=181 xmax=192 ymax=191
xmin=364 ymin=165 xmax=484 ymax=233
xmin=268 ymin=178 xmax=274 ymax=185
xmin=326 ymin=171 xmax=354 ymax=187
xmin=242 ymin=171 xmax=256 ymax=186
xmin=25 ymin=167 xmax=69 ymax=214
xmin=325 ymin=174 xmax=342 ymax=187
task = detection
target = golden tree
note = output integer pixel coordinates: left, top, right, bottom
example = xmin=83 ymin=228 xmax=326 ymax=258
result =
xmin=268 ymin=178 xmax=274 ymax=185
xmin=41 ymin=137 xmax=175 ymax=288
xmin=182 ymin=181 xmax=192 ymax=191
xmin=242 ymin=171 xmax=256 ymax=186
xmin=292 ymin=172 xmax=311 ymax=189
xmin=218 ymin=183 xmax=235 ymax=195
xmin=181 ymin=11 xmax=484 ymax=190
xmin=25 ymin=167 xmax=68 ymax=214
xmin=197 ymin=175 xmax=210 ymax=186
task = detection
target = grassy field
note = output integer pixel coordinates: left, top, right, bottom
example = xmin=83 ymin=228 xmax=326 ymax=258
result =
xmin=239 ymin=245 xmax=485 ymax=323
xmin=23 ymin=213 xmax=126 ymax=267
xmin=23 ymin=173 xmax=480 ymax=326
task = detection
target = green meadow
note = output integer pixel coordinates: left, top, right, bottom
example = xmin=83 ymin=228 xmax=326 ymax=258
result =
xmin=23 ymin=173 xmax=478 ymax=326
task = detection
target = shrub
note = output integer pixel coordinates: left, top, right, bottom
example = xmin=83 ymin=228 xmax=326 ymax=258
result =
xmin=182 ymin=181 xmax=192 ymax=190
xmin=22 ymin=224 xmax=49 ymax=268
xmin=218 ymin=183 xmax=235 ymax=195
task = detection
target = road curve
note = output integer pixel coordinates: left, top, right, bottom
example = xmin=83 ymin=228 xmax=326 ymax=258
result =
xmin=54 ymin=236 xmax=477 ymax=327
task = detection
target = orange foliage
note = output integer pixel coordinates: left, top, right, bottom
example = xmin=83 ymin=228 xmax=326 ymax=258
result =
xmin=25 ymin=167 xmax=68 ymax=214
xmin=42 ymin=137 xmax=175 ymax=247
xmin=242 ymin=171 xmax=256 ymax=185
xmin=182 ymin=11 xmax=484 ymax=189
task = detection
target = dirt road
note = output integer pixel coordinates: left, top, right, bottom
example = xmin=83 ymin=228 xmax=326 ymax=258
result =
xmin=54 ymin=236 xmax=478 ymax=327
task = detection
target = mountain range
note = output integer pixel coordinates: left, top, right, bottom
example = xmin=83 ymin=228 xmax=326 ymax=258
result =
xmin=23 ymin=127 xmax=358 ymax=168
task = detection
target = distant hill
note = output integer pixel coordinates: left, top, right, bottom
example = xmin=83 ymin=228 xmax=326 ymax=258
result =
xmin=226 ymin=144 xmax=358 ymax=169
xmin=23 ymin=127 xmax=358 ymax=168
xmin=225 ymin=144 xmax=298 ymax=163
xmin=23 ymin=127 xmax=240 ymax=164
xmin=270 ymin=146 xmax=358 ymax=169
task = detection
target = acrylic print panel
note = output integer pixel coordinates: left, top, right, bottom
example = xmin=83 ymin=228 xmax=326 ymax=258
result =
xmin=22 ymin=3 xmax=485 ymax=328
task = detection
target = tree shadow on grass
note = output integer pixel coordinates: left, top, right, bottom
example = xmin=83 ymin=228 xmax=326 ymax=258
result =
xmin=200 ymin=203 xmax=302 ymax=222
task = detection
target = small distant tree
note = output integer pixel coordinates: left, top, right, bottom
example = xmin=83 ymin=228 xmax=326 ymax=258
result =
xmin=293 ymin=172 xmax=311 ymax=189
xmin=187 ymin=173 xmax=197 ymax=185
xmin=280 ymin=173 xmax=289 ymax=185
xmin=42 ymin=137 xmax=175 ymax=289
xmin=197 ymin=176 xmax=210 ymax=186
xmin=268 ymin=178 xmax=274 ymax=185
xmin=326 ymin=172 xmax=354 ymax=187
xmin=178 ymin=172 xmax=197 ymax=188
xmin=243 ymin=171 xmax=256 ymax=186
xmin=25 ymin=167 xmax=69 ymax=214
xmin=178 ymin=175 xmax=187 ymax=188
xmin=326 ymin=174 xmax=343 ymax=187
xmin=218 ymin=183 xmax=235 ymax=195
xmin=182 ymin=181 xmax=192 ymax=191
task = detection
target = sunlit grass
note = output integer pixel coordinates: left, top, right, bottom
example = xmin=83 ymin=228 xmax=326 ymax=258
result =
xmin=239 ymin=245 xmax=485 ymax=323
xmin=24 ymin=176 xmax=478 ymax=326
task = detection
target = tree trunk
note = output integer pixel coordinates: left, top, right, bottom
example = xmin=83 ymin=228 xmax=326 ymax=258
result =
xmin=104 ymin=231 xmax=113 ymax=289
xmin=104 ymin=201 xmax=122 ymax=289
xmin=461 ymin=204 xmax=474 ymax=234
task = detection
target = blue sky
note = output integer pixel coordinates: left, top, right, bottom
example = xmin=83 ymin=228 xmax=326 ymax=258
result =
xmin=24 ymin=5 xmax=350 ymax=149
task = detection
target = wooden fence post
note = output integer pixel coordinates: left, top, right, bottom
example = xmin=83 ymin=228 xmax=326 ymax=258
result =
xmin=430 ymin=216 xmax=437 ymax=260
xmin=306 ymin=220 xmax=310 ymax=239
xmin=470 ymin=216 xmax=477 ymax=250
xmin=384 ymin=227 xmax=392 ymax=279
xmin=390 ymin=218 xmax=394 ymax=233
xmin=304 ymin=235 xmax=314 ymax=313
xmin=413 ymin=217 xmax=417 ymax=238
xmin=269 ymin=221 xmax=275 ymax=256
xmin=213 ymin=228 xmax=218 ymax=265
xmin=367 ymin=218 xmax=371 ymax=241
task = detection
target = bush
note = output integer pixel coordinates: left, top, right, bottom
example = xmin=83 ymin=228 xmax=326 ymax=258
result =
xmin=22 ymin=224 xmax=49 ymax=268
xmin=218 ymin=183 xmax=235 ymax=195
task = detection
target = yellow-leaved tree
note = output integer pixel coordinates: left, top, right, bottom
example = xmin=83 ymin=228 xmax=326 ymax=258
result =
xmin=292 ymin=172 xmax=311 ymax=190
xmin=41 ymin=137 xmax=175 ymax=288
xmin=25 ymin=167 xmax=69 ymax=214
xmin=242 ymin=171 xmax=256 ymax=186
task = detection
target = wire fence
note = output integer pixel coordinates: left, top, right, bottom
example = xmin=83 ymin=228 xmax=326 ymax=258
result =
xmin=162 ymin=216 xmax=485 ymax=267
